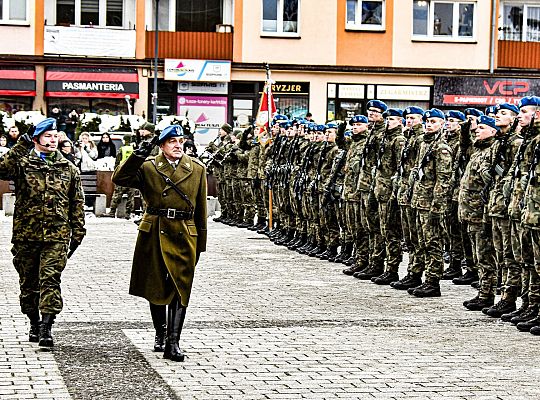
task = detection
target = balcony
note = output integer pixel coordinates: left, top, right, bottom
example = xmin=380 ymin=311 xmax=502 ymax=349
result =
xmin=145 ymin=31 xmax=233 ymax=60
xmin=498 ymin=40 xmax=540 ymax=69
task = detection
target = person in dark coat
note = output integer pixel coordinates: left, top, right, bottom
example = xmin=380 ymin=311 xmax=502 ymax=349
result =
xmin=112 ymin=124 xmax=207 ymax=362
xmin=96 ymin=132 xmax=117 ymax=159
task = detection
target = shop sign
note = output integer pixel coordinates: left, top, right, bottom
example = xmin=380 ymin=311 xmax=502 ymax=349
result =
xmin=338 ymin=84 xmax=365 ymax=99
xmin=434 ymin=76 xmax=539 ymax=106
xmin=377 ymin=85 xmax=431 ymax=101
xmin=178 ymin=82 xmax=228 ymax=95
xmin=165 ymin=59 xmax=231 ymax=82
xmin=258 ymin=82 xmax=309 ymax=95
xmin=177 ymin=96 xmax=228 ymax=134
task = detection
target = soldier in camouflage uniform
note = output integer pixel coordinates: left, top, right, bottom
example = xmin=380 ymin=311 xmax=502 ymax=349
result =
xmin=391 ymin=107 xmax=425 ymax=290
xmin=483 ymin=103 xmax=522 ymax=318
xmin=341 ymin=116 xmax=369 ymax=273
xmin=208 ymin=124 xmax=233 ymax=223
xmin=460 ymin=115 xmax=500 ymax=310
xmin=246 ymin=126 xmax=267 ymax=230
xmin=257 ymin=128 xmax=273 ymax=233
xmin=371 ymin=109 xmax=406 ymax=285
xmin=235 ymin=128 xmax=255 ymax=228
xmin=406 ymin=109 xmax=453 ymax=297
xmin=354 ymin=100 xmax=388 ymax=280
xmin=107 ymin=134 xmax=136 ymax=219
xmin=0 ymin=118 xmax=86 ymax=347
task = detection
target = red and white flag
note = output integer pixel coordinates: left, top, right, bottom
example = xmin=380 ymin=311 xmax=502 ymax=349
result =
xmin=255 ymin=81 xmax=277 ymax=129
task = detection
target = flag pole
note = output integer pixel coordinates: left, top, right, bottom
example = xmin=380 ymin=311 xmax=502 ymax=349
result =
xmin=265 ymin=63 xmax=273 ymax=231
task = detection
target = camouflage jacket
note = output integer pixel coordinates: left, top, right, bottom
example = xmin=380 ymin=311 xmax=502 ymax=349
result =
xmin=209 ymin=135 xmax=232 ymax=180
xmin=258 ymin=140 xmax=272 ymax=180
xmin=458 ymin=137 xmax=496 ymax=224
xmin=246 ymin=142 xmax=260 ymax=179
xmin=357 ymin=120 xmax=385 ymax=192
xmin=320 ymin=142 xmax=339 ymax=194
xmin=343 ymin=133 xmax=366 ymax=202
xmin=521 ymin=124 xmax=540 ymax=229
xmin=0 ymin=140 xmax=86 ymax=244
xmin=374 ymin=125 xmax=406 ymax=203
xmin=397 ymin=124 xmax=424 ymax=206
xmin=410 ymin=131 xmax=453 ymax=214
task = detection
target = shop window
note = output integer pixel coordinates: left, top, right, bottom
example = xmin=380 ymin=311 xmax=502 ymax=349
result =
xmin=54 ymin=0 xmax=126 ymax=27
xmin=499 ymin=2 xmax=540 ymax=42
xmin=413 ymin=1 xmax=475 ymax=41
xmin=262 ymin=0 xmax=299 ymax=36
xmin=275 ymin=96 xmax=308 ymax=119
xmin=0 ymin=0 xmax=28 ymax=24
xmin=346 ymin=0 xmax=385 ymax=31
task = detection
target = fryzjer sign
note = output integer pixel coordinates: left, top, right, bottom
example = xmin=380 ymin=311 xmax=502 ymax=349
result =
xmin=165 ymin=59 xmax=231 ymax=82
xmin=434 ymin=76 xmax=537 ymax=106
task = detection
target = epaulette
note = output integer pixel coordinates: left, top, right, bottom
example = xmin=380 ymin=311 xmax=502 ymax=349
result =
xmin=191 ymin=156 xmax=205 ymax=167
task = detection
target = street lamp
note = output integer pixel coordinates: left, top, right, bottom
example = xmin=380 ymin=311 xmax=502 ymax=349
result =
xmin=152 ymin=0 xmax=160 ymax=124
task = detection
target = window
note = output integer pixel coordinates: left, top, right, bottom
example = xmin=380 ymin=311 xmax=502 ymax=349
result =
xmin=500 ymin=2 xmax=540 ymax=42
xmin=54 ymin=0 xmax=125 ymax=27
xmin=262 ymin=0 xmax=299 ymax=36
xmin=413 ymin=1 xmax=475 ymax=40
xmin=346 ymin=0 xmax=385 ymax=31
xmin=0 ymin=0 xmax=28 ymax=24
xmin=176 ymin=0 xmax=223 ymax=32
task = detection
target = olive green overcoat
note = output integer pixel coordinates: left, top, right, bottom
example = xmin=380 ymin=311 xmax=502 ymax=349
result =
xmin=112 ymin=152 xmax=207 ymax=307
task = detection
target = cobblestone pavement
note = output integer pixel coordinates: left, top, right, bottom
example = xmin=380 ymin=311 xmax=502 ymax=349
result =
xmin=0 ymin=214 xmax=539 ymax=400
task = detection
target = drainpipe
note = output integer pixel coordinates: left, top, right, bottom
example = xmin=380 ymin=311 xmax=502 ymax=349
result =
xmin=489 ymin=0 xmax=497 ymax=74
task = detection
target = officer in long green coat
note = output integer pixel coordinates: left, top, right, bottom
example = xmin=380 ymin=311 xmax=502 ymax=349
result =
xmin=112 ymin=124 xmax=207 ymax=362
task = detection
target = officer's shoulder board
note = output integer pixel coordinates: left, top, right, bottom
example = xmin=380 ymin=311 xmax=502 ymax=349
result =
xmin=191 ymin=156 xmax=205 ymax=168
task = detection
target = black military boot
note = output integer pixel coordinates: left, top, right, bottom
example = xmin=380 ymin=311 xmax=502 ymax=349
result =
xmin=371 ymin=271 xmax=400 ymax=285
xmin=452 ymin=270 xmax=478 ymax=285
xmin=334 ymin=242 xmax=352 ymax=264
xmin=411 ymin=281 xmax=441 ymax=297
xmin=238 ymin=220 xmax=252 ymax=228
xmin=322 ymin=245 xmax=338 ymax=261
xmin=150 ymin=303 xmax=166 ymax=352
xmin=163 ymin=298 xmax=186 ymax=362
xmin=353 ymin=265 xmax=384 ymax=280
xmin=501 ymin=301 xmax=529 ymax=322
xmin=343 ymin=262 xmax=368 ymax=276
xmin=464 ymin=296 xmax=495 ymax=311
xmin=391 ymin=272 xmax=423 ymax=290
xmin=315 ymin=245 xmax=328 ymax=258
xmin=343 ymin=254 xmax=356 ymax=266
xmin=257 ymin=220 xmax=269 ymax=234
xmin=289 ymin=233 xmax=307 ymax=250
xmin=28 ymin=312 xmax=40 ymax=343
xmin=510 ymin=304 xmax=539 ymax=325
xmin=297 ymin=236 xmax=312 ymax=254
xmin=284 ymin=231 xmax=300 ymax=247
xmin=442 ymin=258 xmax=462 ymax=280
xmin=483 ymin=299 xmax=516 ymax=318
xmin=277 ymin=229 xmax=295 ymax=246
xmin=308 ymin=243 xmax=323 ymax=257
xmin=38 ymin=314 xmax=55 ymax=347
xmin=516 ymin=316 xmax=540 ymax=332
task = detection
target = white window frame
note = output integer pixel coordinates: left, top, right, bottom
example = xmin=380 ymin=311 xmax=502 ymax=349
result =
xmin=412 ymin=1 xmax=477 ymax=43
xmin=53 ymin=0 xmax=127 ymax=28
xmin=0 ymin=0 xmax=29 ymax=25
xmin=499 ymin=1 xmax=540 ymax=42
xmin=260 ymin=0 xmax=301 ymax=38
xmin=345 ymin=0 xmax=386 ymax=32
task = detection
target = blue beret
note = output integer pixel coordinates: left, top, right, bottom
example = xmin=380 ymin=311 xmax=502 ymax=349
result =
xmin=279 ymin=121 xmax=292 ymax=129
xmin=403 ymin=106 xmax=425 ymax=117
xmin=495 ymin=103 xmax=519 ymax=115
xmin=326 ymin=122 xmax=339 ymax=129
xmin=464 ymin=108 xmax=484 ymax=118
xmin=33 ymin=118 xmax=57 ymax=137
xmin=446 ymin=110 xmax=466 ymax=121
xmin=307 ymin=122 xmax=317 ymax=132
xmin=518 ymin=96 xmax=540 ymax=109
xmin=158 ymin=124 xmax=185 ymax=144
xmin=315 ymin=124 xmax=326 ymax=132
xmin=272 ymin=114 xmax=289 ymax=125
xmin=485 ymin=105 xmax=497 ymax=115
xmin=423 ymin=108 xmax=445 ymax=121
xmin=344 ymin=130 xmax=352 ymax=137
xmin=366 ymin=100 xmax=388 ymax=112
xmin=350 ymin=115 xmax=368 ymax=124
xmin=477 ymin=115 xmax=499 ymax=131
xmin=383 ymin=108 xmax=403 ymax=118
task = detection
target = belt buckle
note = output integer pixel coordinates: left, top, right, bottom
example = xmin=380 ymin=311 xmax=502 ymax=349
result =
xmin=166 ymin=208 xmax=176 ymax=219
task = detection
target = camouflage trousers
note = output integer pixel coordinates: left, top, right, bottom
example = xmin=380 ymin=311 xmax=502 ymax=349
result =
xmin=359 ymin=191 xmax=386 ymax=270
xmin=232 ymin=179 xmax=245 ymax=220
xmin=218 ymin=178 xmax=233 ymax=218
xmin=289 ymin=183 xmax=305 ymax=234
xmin=491 ymin=217 xmax=518 ymax=301
xmin=443 ymin=201 xmax=473 ymax=268
xmin=530 ymin=229 xmax=540 ymax=306
xmin=12 ymin=241 xmax=68 ymax=315
xmin=251 ymin=180 xmax=267 ymax=220
xmin=416 ymin=210 xmax=444 ymax=283
xmin=345 ymin=200 xmax=368 ymax=267
xmin=378 ymin=198 xmax=402 ymax=273
xmin=510 ymin=220 xmax=534 ymax=303
xmin=307 ymin=192 xmax=322 ymax=242
xmin=110 ymin=185 xmax=135 ymax=214
xmin=400 ymin=205 xmax=424 ymax=275
xmin=318 ymin=192 xmax=340 ymax=248
xmin=467 ymin=222 xmax=497 ymax=300
xmin=241 ymin=179 xmax=255 ymax=223
xmin=335 ymin=200 xmax=349 ymax=244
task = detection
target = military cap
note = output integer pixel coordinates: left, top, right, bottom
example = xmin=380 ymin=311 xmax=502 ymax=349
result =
xmin=33 ymin=118 xmax=57 ymax=138
xmin=477 ymin=115 xmax=499 ymax=131
xmin=326 ymin=121 xmax=339 ymax=129
xmin=403 ymin=106 xmax=425 ymax=117
xmin=307 ymin=122 xmax=317 ymax=132
xmin=518 ymin=96 xmax=540 ymax=108
xmin=366 ymin=100 xmax=388 ymax=112
xmin=140 ymin=122 xmax=155 ymax=133
xmin=445 ymin=110 xmax=466 ymax=121
xmin=272 ymin=114 xmax=289 ymax=125
xmin=350 ymin=115 xmax=368 ymax=124
xmin=495 ymin=103 xmax=519 ymax=115
xmin=315 ymin=124 xmax=326 ymax=132
xmin=344 ymin=130 xmax=352 ymax=137
xmin=158 ymin=124 xmax=186 ymax=144
xmin=464 ymin=108 xmax=484 ymax=117
xmin=220 ymin=123 xmax=232 ymax=134
xmin=383 ymin=108 xmax=403 ymax=118
xmin=485 ymin=105 xmax=497 ymax=115
xmin=279 ymin=121 xmax=292 ymax=129
xmin=423 ymin=108 xmax=445 ymax=121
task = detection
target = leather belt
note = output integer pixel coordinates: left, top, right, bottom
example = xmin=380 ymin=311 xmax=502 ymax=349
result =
xmin=146 ymin=207 xmax=193 ymax=220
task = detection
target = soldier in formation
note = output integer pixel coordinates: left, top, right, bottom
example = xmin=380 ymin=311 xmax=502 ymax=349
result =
xmin=206 ymin=95 xmax=540 ymax=336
